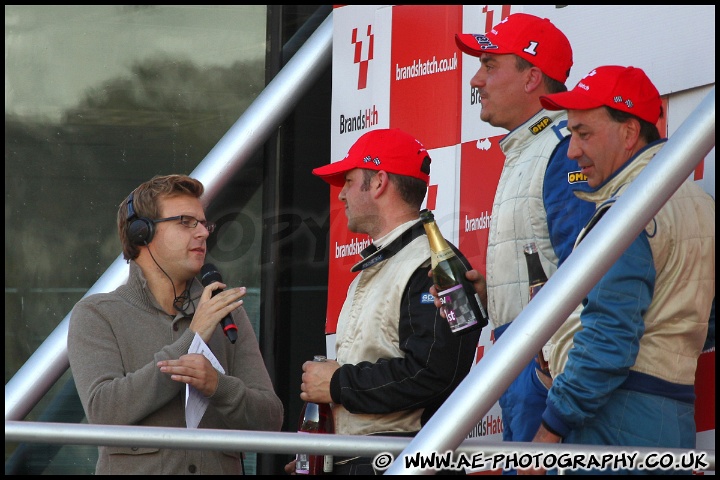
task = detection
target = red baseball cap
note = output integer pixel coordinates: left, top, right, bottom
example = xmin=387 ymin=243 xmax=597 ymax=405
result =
xmin=455 ymin=13 xmax=572 ymax=83
xmin=312 ymin=128 xmax=431 ymax=187
xmin=540 ymin=65 xmax=662 ymax=124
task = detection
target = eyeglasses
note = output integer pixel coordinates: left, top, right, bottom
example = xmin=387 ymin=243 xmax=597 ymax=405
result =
xmin=153 ymin=215 xmax=216 ymax=234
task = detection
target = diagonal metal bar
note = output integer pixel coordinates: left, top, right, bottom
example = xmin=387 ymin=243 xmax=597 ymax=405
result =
xmin=4 ymin=10 xmax=334 ymax=423
xmin=387 ymin=88 xmax=715 ymax=474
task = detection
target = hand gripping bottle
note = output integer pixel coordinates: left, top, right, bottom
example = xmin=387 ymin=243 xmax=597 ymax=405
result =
xmin=421 ymin=209 xmax=488 ymax=335
xmin=524 ymin=242 xmax=548 ymax=301
xmin=523 ymin=242 xmax=551 ymax=374
xmin=295 ymin=355 xmax=335 ymax=475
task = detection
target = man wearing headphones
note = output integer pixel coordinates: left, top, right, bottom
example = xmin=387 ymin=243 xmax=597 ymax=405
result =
xmin=67 ymin=174 xmax=283 ymax=475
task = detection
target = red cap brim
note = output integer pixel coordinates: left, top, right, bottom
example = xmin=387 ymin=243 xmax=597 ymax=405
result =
xmin=455 ymin=33 xmax=482 ymax=57
xmin=312 ymin=161 xmax=353 ymax=187
xmin=540 ymin=90 xmax=605 ymax=112
xmin=455 ymin=33 xmax=514 ymax=57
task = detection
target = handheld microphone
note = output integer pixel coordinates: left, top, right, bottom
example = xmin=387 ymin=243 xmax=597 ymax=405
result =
xmin=200 ymin=263 xmax=238 ymax=344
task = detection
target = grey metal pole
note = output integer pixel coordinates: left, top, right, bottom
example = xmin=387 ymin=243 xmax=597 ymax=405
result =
xmin=4 ymin=11 xmax=334 ymax=423
xmin=4 ymin=257 xmax=128 ymax=421
xmin=6 ymin=421 xmax=714 ymax=472
xmin=192 ymin=12 xmax=333 ymax=199
xmin=386 ymin=88 xmax=715 ymax=474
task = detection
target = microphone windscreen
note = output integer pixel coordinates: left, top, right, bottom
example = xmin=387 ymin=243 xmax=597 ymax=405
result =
xmin=201 ymin=263 xmax=222 ymax=286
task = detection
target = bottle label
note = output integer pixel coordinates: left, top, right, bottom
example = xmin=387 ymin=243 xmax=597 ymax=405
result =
xmin=323 ymin=454 xmax=334 ymax=473
xmin=474 ymin=292 xmax=488 ymax=320
xmin=435 ymin=247 xmax=455 ymax=262
xmin=438 ymin=284 xmax=479 ymax=334
xmin=295 ymin=430 xmax=311 ymax=475
xmin=529 ymin=283 xmax=543 ymax=300
xmin=296 ymin=452 xmax=310 ymax=474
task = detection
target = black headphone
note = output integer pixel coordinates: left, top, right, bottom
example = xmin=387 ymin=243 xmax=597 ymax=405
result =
xmin=126 ymin=192 xmax=155 ymax=246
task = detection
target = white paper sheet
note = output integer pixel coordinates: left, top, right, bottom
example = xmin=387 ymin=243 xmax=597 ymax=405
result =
xmin=185 ymin=333 xmax=225 ymax=428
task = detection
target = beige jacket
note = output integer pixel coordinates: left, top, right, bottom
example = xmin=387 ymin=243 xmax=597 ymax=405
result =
xmin=333 ymin=221 xmax=431 ymax=435
xmin=550 ymin=141 xmax=715 ymax=383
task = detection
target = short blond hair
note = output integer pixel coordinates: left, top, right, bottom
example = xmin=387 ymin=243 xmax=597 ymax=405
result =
xmin=117 ymin=174 xmax=204 ymax=260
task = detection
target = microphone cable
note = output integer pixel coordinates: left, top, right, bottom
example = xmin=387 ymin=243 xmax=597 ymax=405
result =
xmin=145 ymin=241 xmax=193 ymax=315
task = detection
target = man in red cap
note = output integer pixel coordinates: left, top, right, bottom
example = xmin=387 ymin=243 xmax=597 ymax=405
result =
xmin=453 ymin=12 xmax=595 ymax=459
xmin=519 ymin=66 xmax=715 ymax=474
xmin=287 ymin=128 xmax=480 ymax=474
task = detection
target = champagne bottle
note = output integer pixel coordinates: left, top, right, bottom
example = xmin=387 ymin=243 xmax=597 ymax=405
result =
xmin=295 ymin=355 xmax=335 ymax=475
xmin=523 ymin=242 xmax=550 ymax=373
xmin=523 ymin=242 xmax=548 ymax=301
xmin=420 ymin=209 xmax=488 ymax=336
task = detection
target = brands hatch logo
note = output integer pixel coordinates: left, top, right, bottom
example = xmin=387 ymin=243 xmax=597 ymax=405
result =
xmin=338 ymin=25 xmax=379 ymax=135
xmin=352 ymin=24 xmax=374 ymax=90
xmin=339 ymin=105 xmax=379 ymax=134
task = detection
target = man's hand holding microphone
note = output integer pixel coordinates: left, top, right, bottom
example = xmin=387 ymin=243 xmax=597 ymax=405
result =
xmin=158 ymin=264 xmax=244 ymax=396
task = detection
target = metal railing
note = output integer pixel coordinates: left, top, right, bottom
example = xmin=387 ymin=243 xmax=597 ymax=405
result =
xmin=386 ymin=85 xmax=716 ymax=474
xmin=4 ymin=9 xmax=333 ymax=425
xmin=6 ymin=421 xmax=714 ymax=473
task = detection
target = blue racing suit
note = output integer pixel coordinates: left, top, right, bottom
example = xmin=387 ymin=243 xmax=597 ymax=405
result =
xmin=484 ymin=109 xmax=594 ymax=472
xmin=543 ymin=141 xmax=715 ymax=474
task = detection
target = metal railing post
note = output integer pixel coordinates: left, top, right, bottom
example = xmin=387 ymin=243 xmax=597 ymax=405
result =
xmin=4 ymin=10 xmax=334 ymax=423
xmin=386 ymin=88 xmax=715 ymax=474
